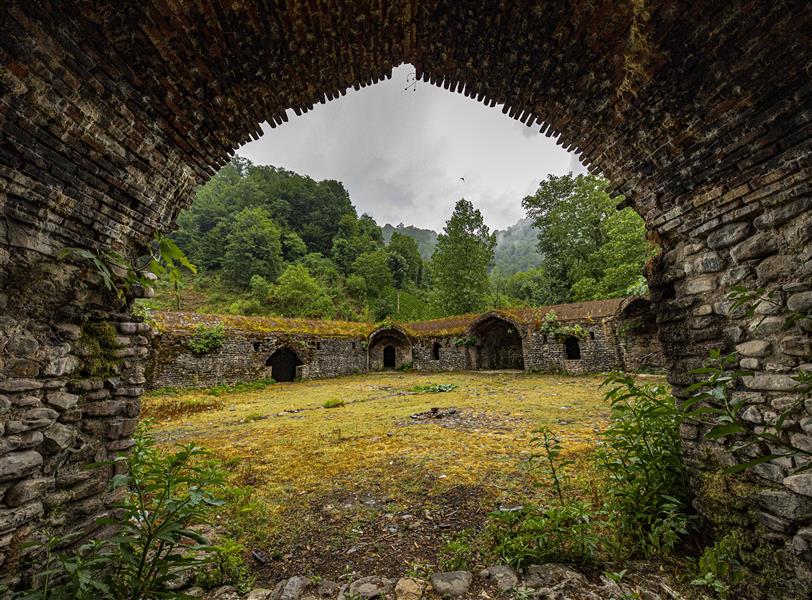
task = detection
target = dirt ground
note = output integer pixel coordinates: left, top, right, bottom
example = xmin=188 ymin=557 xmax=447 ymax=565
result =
xmin=145 ymin=371 xmax=617 ymax=585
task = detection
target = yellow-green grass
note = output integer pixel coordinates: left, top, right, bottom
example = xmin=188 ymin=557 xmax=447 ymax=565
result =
xmin=144 ymin=371 xmax=645 ymax=576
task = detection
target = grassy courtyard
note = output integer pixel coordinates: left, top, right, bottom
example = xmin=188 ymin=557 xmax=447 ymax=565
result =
xmin=144 ymin=371 xmax=620 ymax=582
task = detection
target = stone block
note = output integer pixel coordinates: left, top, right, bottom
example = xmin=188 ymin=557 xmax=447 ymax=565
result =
xmin=46 ymin=391 xmax=79 ymax=410
xmin=731 ymin=233 xmax=778 ymax=262
xmin=757 ymin=255 xmax=794 ymax=284
xmin=736 ymin=340 xmax=771 ymax=357
xmin=42 ymin=355 xmax=80 ymax=376
xmin=0 ymin=379 xmax=42 ymax=393
xmin=0 ymin=502 xmax=43 ymax=533
xmin=21 ymin=407 xmax=58 ymax=429
xmin=781 ymin=335 xmax=812 ymax=357
xmin=745 ymin=373 xmax=800 ymax=391
xmin=788 ymin=291 xmax=812 ymax=313
xmin=82 ymin=400 xmax=123 ymax=417
xmin=707 ymin=222 xmax=752 ymax=249
xmin=12 ymin=395 xmax=41 ymax=408
xmin=757 ymin=511 xmax=792 ymax=533
xmin=754 ymin=488 xmax=812 ymax=519
xmin=684 ymin=275 xmax=717 ymax=295
xmin=0 ymin=451 xmax=43 ymax=482
xmin=41 ymin=423 xmax=76 ymax=453
xmin=783 ymin=473 xmax=812 ymax=498
xmin=4 ymin=477 xmax=53 ymax=508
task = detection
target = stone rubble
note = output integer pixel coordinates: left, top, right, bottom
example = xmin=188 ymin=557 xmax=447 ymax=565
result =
xmin=202 ymin=564 xmax=676 ymax=600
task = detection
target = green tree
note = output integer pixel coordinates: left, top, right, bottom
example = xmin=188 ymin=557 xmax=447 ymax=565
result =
xmin=522 ymin=174 xmax=654 ymax=302
xmin=351 ymin=249 xmax=393 ymax=299
xmin=387 ymin=251 xmax=408 ymax=313
xmin=388 ymin=232 xmax=423 ymax=285
xmin=282 ymin=231 xmax=308 ymax=262
xmin=430 ymin=199 xmax=496 ymax=315
xmin=268 ymin=264 xmax=333 ymax=318
xmin=221 ymin=207 xmax=283 ymax=289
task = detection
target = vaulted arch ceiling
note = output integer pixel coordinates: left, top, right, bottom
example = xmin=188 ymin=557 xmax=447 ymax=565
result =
xmin=2 ymin=1 xmax=809 ymax=259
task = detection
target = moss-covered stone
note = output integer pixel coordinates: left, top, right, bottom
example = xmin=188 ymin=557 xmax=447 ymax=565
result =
xmin=78 ymin=321 xmax=121 ymax=377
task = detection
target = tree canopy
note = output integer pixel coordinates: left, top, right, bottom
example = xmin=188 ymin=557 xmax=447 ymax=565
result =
xmin=149 ymin=160 xmax=655 ymax=322
xmin=430 ymin=199 xmax=496 ymax=315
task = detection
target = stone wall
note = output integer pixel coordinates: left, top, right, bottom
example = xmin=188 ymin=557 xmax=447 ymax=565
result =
xmin=411 ymin=337 xmax=470 ymax=372
xmin=147 ymin=329 xmax=366 ymax=389
xmin=523 ymin=320 xmax=624 ymax=374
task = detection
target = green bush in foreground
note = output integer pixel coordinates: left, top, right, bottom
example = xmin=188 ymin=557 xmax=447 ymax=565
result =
xmin=16 ymin=424 xmax=248 ymax=599
xmin=323 ymin=398 xmax=345 ymax=408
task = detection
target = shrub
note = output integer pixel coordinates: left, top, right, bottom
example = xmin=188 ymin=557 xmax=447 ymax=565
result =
xmin=595 ymin=373 xmax=691 ymax=557
xmin=396 ymin=361 xmax=414 ymax=371
xmin=538 ymin=311 xmax=588 ymax=341
xmin=486 ymin=502 xmax=599 ymax=569
xmin=323 ymin=398 xmax=345 ymax=409
xmin=409 ymin=383 xmax=457 ymax=393
xmin=18 ymin=424 xmax=229 ymax=598
xmin=187 ymin=323 xmax=225 ymax=355
xmin=196 ymin=538 xmax=254 ymax=594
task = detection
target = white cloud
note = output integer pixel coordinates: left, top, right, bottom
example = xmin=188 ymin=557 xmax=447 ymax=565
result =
xmin=237 ymin=64 xmax=584 ymax=231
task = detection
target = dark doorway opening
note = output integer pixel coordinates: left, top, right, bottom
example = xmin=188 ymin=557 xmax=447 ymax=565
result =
xmin=383 ymin=345 xmax=396 ymax=368
xmin=266 ymin=348 xmax=303 ymax=382
xmin=471 ymin=316 xmax=524 ymax=370
xmin=564 ymin=337 xmax=581 ymax=360
xmin=432 ymin=342 xmax=441 ymax=360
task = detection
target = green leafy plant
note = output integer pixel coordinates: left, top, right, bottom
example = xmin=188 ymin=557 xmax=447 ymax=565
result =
xmin=60 ymin=234 xmax=196 ymax=302
xmin=683 ymin=351 xmax=812 ymax=474
xmin=439 ymin=529 xmax=478 ymax=571
xmin=451 ymin=335 xmax=478 ymax=347
xmin=17 ymin=424 xmax=227 ymax=598
xmin=187 ymin=323 xmax=225 ymax=355
xmin=690 ymin=533 xmax=746 ymax=600
xmin=409 ymin=383 xmax=457 ymax=393
xmin=196 ymin=538 xmax=254 ymax=593
xmin=596 ymin=373 xmax=691 ymax=557
xmin=396 ymin=361 xmax=414 ymax=371
xmin=539 ymin=311 xmax=588 ymax=341
xmin=323 ymin=398 xmax=345 ymax=409
xmin=486 ymin=502 xmax=598 ymax=569
xmin=529 ymin=426 xmax=573 ymax=506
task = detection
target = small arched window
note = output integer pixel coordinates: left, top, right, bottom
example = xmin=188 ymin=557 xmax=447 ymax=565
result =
xmin=432 ymin=342 xmax=441 ymax=360
xmin=564 ymin=337 xmax=581 ymax=360
xmin=589 ymin=331 xmax=595 ymax=340
xmin=253 ymin=341 xmax=261 ymax=352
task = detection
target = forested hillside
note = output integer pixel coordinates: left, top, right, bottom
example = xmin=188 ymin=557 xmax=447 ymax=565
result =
xmin=381 ymin=223 xmax=438 ymax=260
xmin=148 ymin=158 xmax=655 ymax=322
xmin=491 ymin=218 xmax=543 ymax=275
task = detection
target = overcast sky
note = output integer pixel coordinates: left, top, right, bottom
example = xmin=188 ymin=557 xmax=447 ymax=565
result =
xmin=238 ymin=64 xmax=586 ymax=231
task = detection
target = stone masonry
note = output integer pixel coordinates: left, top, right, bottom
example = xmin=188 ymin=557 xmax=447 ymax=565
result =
xmin=1 ymin=1 xmax=811 ymax=594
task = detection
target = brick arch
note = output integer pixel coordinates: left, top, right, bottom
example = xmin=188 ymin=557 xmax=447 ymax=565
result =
xmin=1 ymin=1 xmax=811 ymax=591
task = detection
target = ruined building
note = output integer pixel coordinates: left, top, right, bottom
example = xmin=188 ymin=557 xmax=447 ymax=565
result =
xmin=0 ymin=1 xmax=810 ymax=594
xmin=146 ymin=297 xmax=664 ymax=388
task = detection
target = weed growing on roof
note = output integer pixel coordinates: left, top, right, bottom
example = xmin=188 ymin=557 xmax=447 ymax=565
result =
xmin=323 ymin=398 xmax=345 ymax=409
xmin=187 ymin=322 xmax=225 ymax=354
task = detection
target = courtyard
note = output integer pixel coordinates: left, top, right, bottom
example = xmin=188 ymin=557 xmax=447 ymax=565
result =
xmin=144 ymin=371 xmax=618 ymax=582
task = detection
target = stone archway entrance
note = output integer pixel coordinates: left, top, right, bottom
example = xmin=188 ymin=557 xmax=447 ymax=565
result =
xmin=266 ymin=348 xmax=303 ymax=382
xmin=368 ymin=327 xmax=412 ymax=371
xmin=1 ymin=1 xmax=811 ymax=589
xmin=469 ymin=315 xmax=524 ymax=370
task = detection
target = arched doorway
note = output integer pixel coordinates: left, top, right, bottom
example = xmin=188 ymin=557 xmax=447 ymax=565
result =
xmin=266 ymin=348 xmax=303 ymax=382
xmin=469 ymin=315 xmax=524 ymax=370
xmin=368 ymin=327 xmax=412 ymax=371
xmin=432 ymin=342 xmax=441 ymax=361
xmin=383 ymin=346 xmax=396 ymax=369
